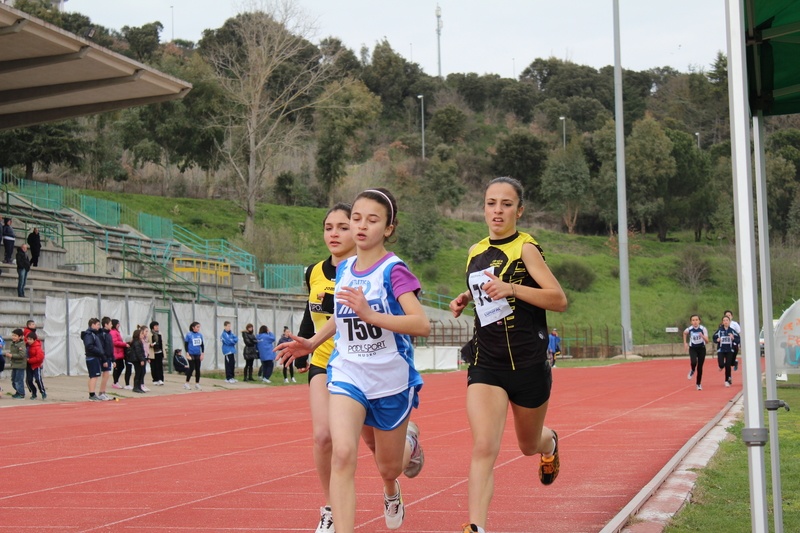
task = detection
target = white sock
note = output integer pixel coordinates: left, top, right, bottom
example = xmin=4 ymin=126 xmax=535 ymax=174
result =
xmin=544 ymin=437 xmax=556 ymax=458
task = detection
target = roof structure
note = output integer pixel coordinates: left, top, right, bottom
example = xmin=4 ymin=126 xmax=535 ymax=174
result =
xmin=0 ymin=3 xmax=191 ymax=131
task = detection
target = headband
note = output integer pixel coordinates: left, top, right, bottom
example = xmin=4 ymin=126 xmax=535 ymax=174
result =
xmin=365 ymin=189 xmax=394 ymax=224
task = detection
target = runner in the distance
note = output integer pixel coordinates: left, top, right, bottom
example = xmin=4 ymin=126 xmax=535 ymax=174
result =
xmin=683 ymin=314 xmax=709 ymax=390
xmin=713 ymin=315 xmax=740 ymax=387
xmin=450 ymin=176 xmax=567 ymax=533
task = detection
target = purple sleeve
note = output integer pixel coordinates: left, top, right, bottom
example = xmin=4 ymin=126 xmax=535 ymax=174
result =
xmin=390 ymin=263 xmax=421 ymax=299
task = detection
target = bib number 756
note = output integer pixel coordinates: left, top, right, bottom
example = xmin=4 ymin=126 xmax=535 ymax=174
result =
xmin=343 ymin=317 xmax=382 ymax=341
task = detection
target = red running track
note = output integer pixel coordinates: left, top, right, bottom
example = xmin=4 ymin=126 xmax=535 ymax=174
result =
xmin=0 ymin=359 xmax=739 ymax=533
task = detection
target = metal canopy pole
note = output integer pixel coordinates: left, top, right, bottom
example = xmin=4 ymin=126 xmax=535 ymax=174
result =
xmin=754 ymin=110 xmax=786 ymax=533
xmin=613 ymin=0 xmax=632 ymax=356
xmin=726 ymin=1 xmax=768 ymax=531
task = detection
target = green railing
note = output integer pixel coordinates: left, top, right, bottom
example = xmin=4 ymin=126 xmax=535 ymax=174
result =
xmin=139 ymin=212 xmax=174 ymax=241
xmin=80 ymin=195 xmax=120 ymax=227
xmin=173 ymin=225 xmax=256 ymax=274
xmin=260 ymin=263 xmax=304 ymax=292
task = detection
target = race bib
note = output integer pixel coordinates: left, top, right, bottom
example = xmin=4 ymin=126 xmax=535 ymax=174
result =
xmin=469 ymin=269 xmax=513 ymax=327
xmin=690 ymin=331 xmax=702 ymax=344
xmin=192 ymin=337 xmax=202 ymax=346
xmin=720 ymin=334 xmax=732 ymax=346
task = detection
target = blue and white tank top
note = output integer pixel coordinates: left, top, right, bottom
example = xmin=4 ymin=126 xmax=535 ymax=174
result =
xmin=328 ymin=255 xmax=423 ymax=400
xmin=684 ymin=326 xmax=708 ymax=347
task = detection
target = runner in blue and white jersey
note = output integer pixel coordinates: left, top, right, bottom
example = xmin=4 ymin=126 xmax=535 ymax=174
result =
xmin=683 ymin=315 xmax=709 ymax=390
xmin=276 ymin=188 xmax=430 ymax=533
xmin=713 ymin=315 xmax=740 ymax=388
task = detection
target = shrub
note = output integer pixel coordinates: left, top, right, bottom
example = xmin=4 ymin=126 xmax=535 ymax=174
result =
xmin=675 ymin=248 xmax=712 ymax=290
xmin=551 ymin=259 xmax=596 ymax=292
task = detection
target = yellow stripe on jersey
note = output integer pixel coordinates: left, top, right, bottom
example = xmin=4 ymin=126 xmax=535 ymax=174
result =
xmin=308 ymin=260 xmax=336 ymax=369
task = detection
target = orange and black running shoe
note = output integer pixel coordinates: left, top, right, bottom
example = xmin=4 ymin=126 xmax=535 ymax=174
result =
xmin=538 ymin=430 xmax=560 ymax=485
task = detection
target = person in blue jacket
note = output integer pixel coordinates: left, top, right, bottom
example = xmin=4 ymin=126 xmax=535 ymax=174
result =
xmin=221 ymin=321 xmax=239 ymax=383
xmin=82 ymin=318 xmax=106 ymax=401
xmin=547 ymin=328 xmax=561 ymax=368
xmin=184 ymin=322 xmax=204 ymax=390
xmin=713 ymin=315 xmax=740 ymax=388
xmin=256 ymin=325 xmax=276 ymax=383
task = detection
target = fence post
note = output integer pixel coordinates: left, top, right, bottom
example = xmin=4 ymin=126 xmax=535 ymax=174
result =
xmin=125 ymin=294 xmax=130 ymax=334
xmin=97 ymin=291 xmax=101 ymax=318
xmin=65 ymin=289 xmax=70 ymax=376
xmin=213 ymin=303 xmax=218 ymax=370
xmin=29 ymin=286 xmax=34 ymax=321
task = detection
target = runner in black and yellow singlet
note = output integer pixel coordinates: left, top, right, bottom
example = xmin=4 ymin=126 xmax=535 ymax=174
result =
xmin=451 ymin=177 xmax=567 ymax=533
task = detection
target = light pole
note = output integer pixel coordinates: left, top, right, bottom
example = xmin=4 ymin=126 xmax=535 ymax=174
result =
xmin=170 ymin=5 xmax=174 ymax=42
xmin=418 ymin=95 xmax=425 ymax=159
xmin=559 ymin=116 xmax=566 ymax=148
xmin=695 ymin=131 xmax=700 ymax=148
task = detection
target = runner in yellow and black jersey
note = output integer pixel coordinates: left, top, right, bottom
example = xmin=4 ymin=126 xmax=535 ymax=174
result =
xmin=450 ymin=177 xmax=567 ymax=533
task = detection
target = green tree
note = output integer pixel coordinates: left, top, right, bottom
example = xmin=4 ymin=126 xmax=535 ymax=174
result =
xmin=429 ymin=105 xmax=468 ymax=143
xmin=708 ymin=156 xmax=734 ymax=241
xmin=399 ymin=198 xmax=443 ymax=263
xmin=590 ymin=120 xmax=620 ymax=232
xmin=11 ymin=0 xmax=62 ymax=25
xmin=0 ymin=121 xmax=84 ymax=180
xmin=491 ymin=131 xmax=549 ymax=199
xmin=424 ymin=144 xmax=466 ymax=209
xmin=766 ymin=153 xmax=798 ymax=238
xmin=664 ymin=128 xmax=710 ymax=242
xmin=540 ymin=139 xmax=591 ymax=233
xmin=626 ymin=117 xmax=676 ymax=237
xmin=499 ymin=82 xmax=540 ymax=122
xmin=316 ymin=79 xmax=382 ymax=203
xmin=121 ymin=22 xmax=164 ymax=63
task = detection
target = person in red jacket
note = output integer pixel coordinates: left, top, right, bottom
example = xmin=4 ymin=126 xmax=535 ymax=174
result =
xmin=25 ymin=331 xmax=46 ymax=400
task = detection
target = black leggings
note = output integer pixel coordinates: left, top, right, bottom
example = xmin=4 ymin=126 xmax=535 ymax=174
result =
xmin=689 ymin=345 xmax=706 ymax=385
xmin=133 ymin=362 xmax=146 ymax=390
xmin=150 ymin=357 xmax=164 ymax=382
xmin=718 ymin=351 xmax=736 ymax=382
xmin=113 ymin=359 xmax=125 ymax=384
xmin=186 ymin=357 xmax=202 ymax=383
xmin=283 ymin=362 xmax=294 ymax=380
xmin=244 ymin=358 xmax=255 ymax=374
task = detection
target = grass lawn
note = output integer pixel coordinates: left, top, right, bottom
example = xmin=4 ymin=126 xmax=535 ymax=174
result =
xmin=664 ymin=376 xmax=800 ymax=532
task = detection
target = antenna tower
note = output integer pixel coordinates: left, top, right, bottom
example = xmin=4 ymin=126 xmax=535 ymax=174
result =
xmin=436 ymin=5 xmax=443 ymax=78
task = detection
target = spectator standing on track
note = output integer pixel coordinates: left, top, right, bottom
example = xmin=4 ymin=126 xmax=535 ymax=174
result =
xmin=221 ymin=321 xmax=239 ymax=383
xmin=138 ymin=325 xmax=151 ymax=392
xmin=27 ymin=228 xmax=41 ymax=268
xmin=449 ymin=177 xmax=567 ymax=533
xmin=724 ymin=310 xmax=741 ymax=372
xmin=276 ymin=188 xmax=430 ymax=533
xmin=110 ymin=319 xmax=130 ymax=389
xmin=256 ymin=325 xmax=275 ymax=383
xmin=5 ymin=329 xmax=27 ymax=398
xmin=82 ymin=318 xmax=105 ymax=401
xmin=683 ymin=315 xmax=709 ymax=391
xmin=149 ymin=321 xmax=165 ymax=385
xmin=2 ymin=217 xmax=15 ymax=264
xmin=241 ymin=323 xmax=258 ymax=382
xmin=184 ymin=322 xmax=204 ymax=390
xmin=97 ymin=317 xmax=114 ymax=400
xmin=547 ymin=328 xmax=560 ymax=368
xmin=130 ymin=327 xmax=148 ymax=394
xmin=279 ymin=327 xmax=295 ymax=383
xmin=713 ymin=316 xmax=740 ymax=388
xmin=25 ymin=331 xmax=46 ymax=400
xmin=16 ymin=244 xmax=31 ymax=298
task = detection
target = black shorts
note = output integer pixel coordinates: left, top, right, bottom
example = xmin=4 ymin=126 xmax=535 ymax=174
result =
xmin=308 ymin=363 xmax=327 ymax=385
xmin=467 ymin=361 xmax=552 ymax=409
xmin=86 ymin=357 xmax=102 ymax=378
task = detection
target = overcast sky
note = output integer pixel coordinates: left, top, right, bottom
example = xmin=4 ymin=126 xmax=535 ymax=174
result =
xmin=67 ymin=0 xmax=728 ymax=77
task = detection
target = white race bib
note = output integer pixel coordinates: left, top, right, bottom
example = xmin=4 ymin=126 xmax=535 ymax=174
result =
xmin=469 ymin=269 xmax=513 ymax=327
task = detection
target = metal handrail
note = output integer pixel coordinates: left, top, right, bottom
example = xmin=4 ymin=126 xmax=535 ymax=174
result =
xmin=173 ymin=224 xmax=256 ymax=274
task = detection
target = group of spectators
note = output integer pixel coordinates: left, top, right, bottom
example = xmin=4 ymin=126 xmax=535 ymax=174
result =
xmin=2 ymin=217 xmax=42 ymax=298
xmin=1 ymin=320 xmax=45 ymax=399
xmin=81 ymin=317 xmax=165 ymax=401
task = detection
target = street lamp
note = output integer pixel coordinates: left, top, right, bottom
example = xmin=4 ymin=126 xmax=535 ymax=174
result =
xmin=559 ymin=116 xmax=566 ymax=148
xmin=170 ymin=5 xmax=174 ymax=42
xmin=695 ymin=131 xmax=700 ymax=148
xmin=418 ymin=94 xmax=425 ymax=160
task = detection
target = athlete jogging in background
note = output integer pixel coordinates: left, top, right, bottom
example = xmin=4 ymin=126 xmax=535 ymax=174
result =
xmin=450 ymin=177 xmax=567 ymax=533
xmin=277 ymin=188 xmax=430 ymax=533
xmin=713 ymin=316 xmax=740 ymax=388
xmin=724 ymin=310 xmax=741 ymax=372
xmin=683 ymin=315 xmax=709 ymax=390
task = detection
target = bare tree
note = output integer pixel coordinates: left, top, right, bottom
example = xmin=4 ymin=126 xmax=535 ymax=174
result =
xmin=204 ymin=0 xmax=343 ymax=239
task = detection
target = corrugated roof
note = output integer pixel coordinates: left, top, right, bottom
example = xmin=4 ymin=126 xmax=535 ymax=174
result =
xmin=0 ymin=3 xmax=191 ymax=131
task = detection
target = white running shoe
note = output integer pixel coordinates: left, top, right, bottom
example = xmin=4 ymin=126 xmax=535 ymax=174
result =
xmin=315 ymin=505 xmax=334 ymax=533
xmin=687 ymin=370 xmax=694 ymax=379
xmin=195 ymin=383 xmax=202 ymax=390
xmin=124 ymin=385 xmax=133 ymax=390
xmin=99 ymin=393 xmax=111 ymax=401
xmin=183 ymin=383 xmax=191 ymax=390
xmin=697 ymin=384 xmax=702 ymax=391
xmin=141 ymin=385 xmax=150 ymax=392
xmin=262 ymin=378 xmax=271 ymax=383
xmin=384 ymin=480 xmax=405 ymax=530
xmin=284 ymin=378 xmax=289 ymax=383
xmin=403 ymin=421 xmax=424 ymax=478
xmin=291 ymin=377 xmax=296 ymax=383
xmin=725 ymin=381 xmax=731 ymax=387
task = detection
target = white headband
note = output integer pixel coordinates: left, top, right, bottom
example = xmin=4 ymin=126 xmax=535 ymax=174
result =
xmin=365 ymin=189 xmax=394 ymax=224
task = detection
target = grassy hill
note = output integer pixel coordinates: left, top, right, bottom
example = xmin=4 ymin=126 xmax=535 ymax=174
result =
xmin=83 ymin=189 xmax=757 ymax=344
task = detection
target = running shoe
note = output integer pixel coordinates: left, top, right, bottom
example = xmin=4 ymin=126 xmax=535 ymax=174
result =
xmin=461 ymin=524 xmax=486 ymax=533
xmin=132 ymin=388 xmax=145 ymax=393
xmin=41 ymin=393 xmax=47 ymax=400
xmin=725 ymin=381 xmax=731 ymax=388
xmin=262 ymin=378 xmax=271 ymax=383
xmin=183 ymin=383 xmax=191 ymax=390
xmin=384 ymin=480 xmax=404 ymax=530
xmin=89 ymin=395 xmax=103 ymax=401
xmin=291 ymin=377 xmax=297 ymax=383
xmin=30 ymin=395 xmax=37 ymax=400
xmin=194 ymin=383 xmax=201 ymax=390
xmin=12 ymin=394 xmax=24 ymax=399
xmin=284 ymin=378 xmax=289 ymax=383
xmin=734 ymin=360 xmax=739 ymax=371
xmin=99 ymin=393 xmax=111 ymax=401
xmin=403 ymin=421 xmax=424 ymax=478
xmin=141 ymin=385 xmax=150 ymax=392
xmin=315 ymin=505 xmax=334 ymax=533
xmin=687 ymin=370 xmax=694 ymax=379
xmin=697 ymin=384 xmax=702 ymax=391
xmin=538 ymin=430 xmax=560 ymax=485
xmin=124 ymin=385 xmax=133 ymax=390
xmin=112 ymin=383 xmax=122 ymax=389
